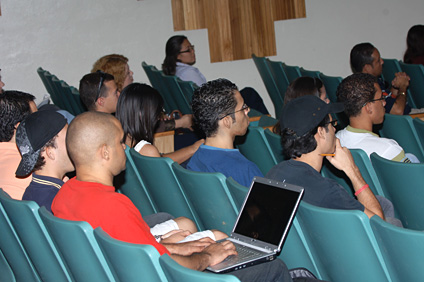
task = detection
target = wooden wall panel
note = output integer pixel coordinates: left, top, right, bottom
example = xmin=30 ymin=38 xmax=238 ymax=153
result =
xmin=171 ymin=0 xmax=306 ymax=62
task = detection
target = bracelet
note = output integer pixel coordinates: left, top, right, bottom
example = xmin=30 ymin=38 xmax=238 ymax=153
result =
xmin=355 ymin=184 xmax=369 ymax=196
xmin=398 ymin=91 xmax=406 ymax=96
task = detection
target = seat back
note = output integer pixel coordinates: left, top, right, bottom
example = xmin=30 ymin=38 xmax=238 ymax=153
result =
xmin=128 ymin=149 xmax=203 ymax=230
xmin=235 ymin=126 xmax=278 ymax=175
xmin=161 ymin=74 xmax=192 ymax=114
xmin=117 ymin=146 xmax=157 ymax=216
xmin=172 ymin=163 xmax=238 ymax=235
xmin=0 ymin=190 xmax=41 ymax=282
xmin=379 ymin=113 xmax=424 ymax=162
xmin=177 ymin=79 xmax=196 ymax=106
xmin=37 ymin=67 xmax=62 ymax=107
xmin=370 ymin=215 xmax=424 ymax=282
xmin=251 ymin=54 xmax=284 ymax=118
xmin=93 ymin=228 xmax=167 ymax=282
xmin=55 ymin=80 xmax=81 ymax=115
xmin=44 ymin=72 xmax=67 ymax=110
xmin=225 ymin=177 xmax=249 ymax=211
xmin=281 ymin=63 xmax=301 ymax=83
xmin=70 ymin=85 xmax=87 ymax=114
xmin=399 ymin=62 xmax=424 ymax=108
xmin=263 ymin=128 xmax=285 ymax=163
xmin=0 ymin=248 xmax=15 ymax=282
xmin=141 ymin=62 xmax=172 ymax=113
xmin=318 ymin=73 xmax=342 ymax=104
xmin=0 ymin=189 xmax=72 ymax=282
xmin=412 ymin=118 xmax=424 ymax=147
xmin=266 ymin=59 xmax=290 ymax=109
xmin=298 ymin=202 xmax=391 ymax=282
xmin=159 ymin=254 xmax=240 ymax=282
xmin=38 ymin=207 xmax=115 ymax=282
xmin=299 ymin=67 xmax=321 ymax=78
xmin=370 ymin=153 xmax=424 ymax=230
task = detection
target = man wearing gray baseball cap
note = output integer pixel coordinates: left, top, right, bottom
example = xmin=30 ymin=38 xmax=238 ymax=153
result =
xmin=16 ymin=110 xmax=74 ymax=212
xmin=266 ymin=95 xmax=401 ymax=226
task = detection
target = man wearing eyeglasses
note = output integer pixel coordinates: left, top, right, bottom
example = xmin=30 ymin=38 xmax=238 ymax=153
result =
xmin=266 ymin=95 xmax=402 ymax=227
xmin=336 ymin=73 xmax=415 ymax=163
xmin=79 ymin=71 xmax=119 ymax=114
xmin=187 ymin=78 xmax=263 ymax=187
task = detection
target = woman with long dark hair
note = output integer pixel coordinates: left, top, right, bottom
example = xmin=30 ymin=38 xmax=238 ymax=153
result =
xmin=116 ymin=83 xmax=202 ymax=164
xmin=404 ymin=25 xmax=424 ymax=65
xmin=162 ymin=35 xmax=269 ymax=115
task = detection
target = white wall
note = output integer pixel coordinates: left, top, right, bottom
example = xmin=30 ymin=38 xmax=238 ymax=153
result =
xmin=1 ymin=0 xmax=423 ymax=117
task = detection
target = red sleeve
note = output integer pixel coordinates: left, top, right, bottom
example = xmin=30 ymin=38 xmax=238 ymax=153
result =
xmin=97 ymin=193 xmax=170 ymax=256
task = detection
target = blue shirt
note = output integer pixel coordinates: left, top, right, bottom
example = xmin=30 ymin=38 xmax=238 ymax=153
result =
xmin=187 ymin=144 xmax=263 ymax=187
xmin=22 ymin=174 xmax=63 ymax=212
xmin=175 ymin=62 xmax=207 ymax=87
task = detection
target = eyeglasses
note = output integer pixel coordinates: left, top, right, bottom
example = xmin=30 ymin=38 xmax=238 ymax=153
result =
xmin=96 ymin=70 xmax=107 ymax=101
xmin=220 ymin=103 xmax=249 ymax=120
xmin=179 ymin=45 xmax=195 ymax=54
xmin=325 ymin=119 xmax=338 ymax=127
xmin=362 ymin=96 xmax=386 ymax=108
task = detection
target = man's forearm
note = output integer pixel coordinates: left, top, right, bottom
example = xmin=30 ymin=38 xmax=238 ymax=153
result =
xmin=170 ymin=253 xmax=211 ymax=271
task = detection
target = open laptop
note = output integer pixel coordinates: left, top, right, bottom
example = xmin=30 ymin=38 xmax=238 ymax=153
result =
xmin=207 ymin=176 xmax=304 ymax=273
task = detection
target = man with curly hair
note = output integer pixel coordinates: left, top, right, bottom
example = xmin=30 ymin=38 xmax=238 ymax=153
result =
xmin=336 ymin=73 xmax=414 ymax=163
xmin=187 ymin=78 xmax=263 ymax=187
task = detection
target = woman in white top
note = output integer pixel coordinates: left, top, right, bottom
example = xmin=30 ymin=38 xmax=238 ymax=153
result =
xmin=115 ymin=83 xmax=203 ymax=164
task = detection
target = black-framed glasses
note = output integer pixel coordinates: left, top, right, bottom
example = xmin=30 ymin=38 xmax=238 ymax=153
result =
xmin=362 ymin=96 xmax=386 ymax=108
xmin=179 ymin=45 xmax=195 ymax=54
xmin=325 ymin=119 xmax=338 ymax=127
xmin=219 ymin=103 xmax=249 ymax=120
xmin=95 ymin=70 xmax=107 ymax=101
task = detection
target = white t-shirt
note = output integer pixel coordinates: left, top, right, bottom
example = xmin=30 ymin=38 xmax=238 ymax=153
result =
xmin=336 ymin=126 xmax=407 ymax=162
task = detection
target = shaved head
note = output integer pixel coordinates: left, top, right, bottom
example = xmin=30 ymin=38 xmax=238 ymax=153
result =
xmin=66 ymin=112 xmax=123 ymax=167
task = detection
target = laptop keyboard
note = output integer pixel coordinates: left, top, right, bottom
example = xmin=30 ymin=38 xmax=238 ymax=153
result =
xmin=223 ymin=243 xmax=265 ymax=263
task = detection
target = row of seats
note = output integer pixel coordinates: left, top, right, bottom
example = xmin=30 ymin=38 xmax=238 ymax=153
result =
xmin=142 ymin=62 xmax=197 ymax=114
xmin=37 ymin=67 xmax=87 ymax=116
xmin=0 ymin=188 xmax=240 ymax=282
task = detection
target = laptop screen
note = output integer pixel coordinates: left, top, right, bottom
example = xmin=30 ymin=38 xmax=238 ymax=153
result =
xmin=233 ymin=178 xmax=303 ymax=246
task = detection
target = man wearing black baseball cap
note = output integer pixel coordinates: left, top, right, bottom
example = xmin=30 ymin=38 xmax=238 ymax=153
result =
xmin=266 ymin=95 xmax=390 ymax=222
xmin=16 ymin=110 xmax=74 ymax=212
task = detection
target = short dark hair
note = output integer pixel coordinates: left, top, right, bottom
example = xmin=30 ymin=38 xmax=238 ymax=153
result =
xmin=191 ymin=78 xmax=238 ymax=137
xmin=116 ymin=83 xmax=164 ymax=145
xmin=79 ymin=72 xmax=114 ymax=111
xmin=32 ymin=136 xmax=58 ymax=172
xmin=350 ymin=43 xmax=376 ymax=73
xmin=162 ymin=35 xmax=188 ymax=76
xmin=281 ymin=115 xmax=330 ymax=159
xmin=284 ymin=76 xmax=324 ymax=105
xmin=0 ymin=91 xmax=35 ymax=142
xmin=337 ymin=73 xmax=378 ymax=118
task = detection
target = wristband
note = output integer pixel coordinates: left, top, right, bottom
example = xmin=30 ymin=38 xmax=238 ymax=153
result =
xmin=355 ymin=184 xmax=369 ymax=196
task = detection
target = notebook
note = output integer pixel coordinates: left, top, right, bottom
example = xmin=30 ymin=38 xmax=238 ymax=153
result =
xmin=207 ymin=176 xmax=304 ymax=273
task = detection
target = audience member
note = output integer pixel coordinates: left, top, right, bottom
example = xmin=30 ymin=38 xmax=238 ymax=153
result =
xmin=115 ymin=83 xmax=203 ymax=164
xmin=188 ymin=78 xmax=263 ymax=187
xmin=52 ymin=111 xmax=300 ymax=281
xmin=266 ymin=95 xmax=402 ymax=226
xmin=79 ymin=71 xmax=119 ymax=113
xmin=162 ymin=35 xmax=269 ymax=115
xmin=16 ymin=110 xmax=74 ymax=212
xmin=93 ymin=54 xmax=192 ymax=131
xmin=350 ymin=42 xmax=411 ymax=115
xmin=404 ymin=24 xmax=424 ymax=65
xmin=274 ymin=76 xmax=330 ymax=134
xmin=0 ymin=91 xmax=37 ymax=199
xmin=284 ymin=77 xmax=329 ymax=105
xmin=336 ymin=73 xmax=416 ymax=163
xmin=91 ymin=54 xmax=134 ymax=93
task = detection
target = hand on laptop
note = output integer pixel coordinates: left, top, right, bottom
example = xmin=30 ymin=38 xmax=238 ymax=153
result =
xmin=163 ymin=237 xmax=215 ymax=256
xmin=160 ymin=229 xmax=192 ymax=243
xmin=204 ymin=240 xmax=238 ymax=266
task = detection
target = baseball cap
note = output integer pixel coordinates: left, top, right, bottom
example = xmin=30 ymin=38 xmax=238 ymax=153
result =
xmin=280 ymin=95 xmax=344 ymax=137
xmin=15 ymin=110 xmax=67 ymax=176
